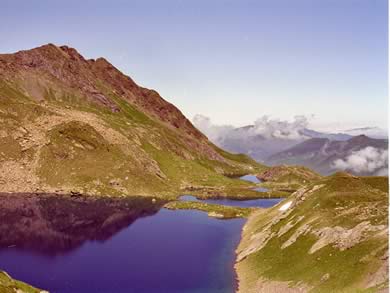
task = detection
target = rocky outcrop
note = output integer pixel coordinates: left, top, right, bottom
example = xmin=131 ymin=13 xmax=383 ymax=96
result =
xmin=281 ymin=223 xmax=312 ymax=249
xmin=277 ymin=215 xmax=305 ymax=237
xmin=309 ymin=221 xmax=387 ymax=254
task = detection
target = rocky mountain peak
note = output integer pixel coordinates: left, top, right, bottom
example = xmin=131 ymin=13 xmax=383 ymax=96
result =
xmin=0 ymin=43 xmax=226 ymax=162
xmin=0 ymin=44 xmax=208 ymax=138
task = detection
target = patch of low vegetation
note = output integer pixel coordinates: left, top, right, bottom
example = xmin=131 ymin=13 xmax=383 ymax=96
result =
xmin=236 ymin=173 xmax=388 ymax=292
xmin=164 ymin=200 xmax=254 ymax=219
xmin=0 ymin=271 xmax=46 ymax=293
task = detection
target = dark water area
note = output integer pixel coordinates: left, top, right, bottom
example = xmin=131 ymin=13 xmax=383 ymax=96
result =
xmin=0 ymin=194 xmax=245 ymax=293
xmin=179 ymin=195 xmax=283 ymax=208
xmin=0 ymin=193 xmax=164 ymax=255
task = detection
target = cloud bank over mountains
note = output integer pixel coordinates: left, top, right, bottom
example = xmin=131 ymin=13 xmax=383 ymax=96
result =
xmin=193 ymin=114 xmax=310 ymax=142
xmin=332 ymin=147 xmax=388 ymax=176
xmin=250 ymin=115 xmax=310 ymax=140
xmin=193 ymin=114 xmax=388 ymax=176
xmin=192 ymin=115 xmax=235 ymax=145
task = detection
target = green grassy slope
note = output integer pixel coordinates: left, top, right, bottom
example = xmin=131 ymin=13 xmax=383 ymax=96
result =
xmin=236 ymin=172 xmax=388 ymax=292
xmin=0 ymin=81 xmax=264 ymax=197
xmin=257 ymin=165 xmax=323 ymax=192
xmin=0 ymin=271 xmax=46 ymax=293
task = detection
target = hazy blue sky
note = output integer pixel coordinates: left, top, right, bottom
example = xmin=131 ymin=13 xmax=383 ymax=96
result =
xmin=0 ymin=0 xmax=387 ymax=131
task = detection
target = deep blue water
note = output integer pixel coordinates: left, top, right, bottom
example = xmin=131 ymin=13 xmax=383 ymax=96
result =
xmin=0 ymin=184 xmax=281 ymax=293
xmin=180 ymin=195 xmax=282 ymax=208
xmin=0 ymin=204 xmax=244 ymax=293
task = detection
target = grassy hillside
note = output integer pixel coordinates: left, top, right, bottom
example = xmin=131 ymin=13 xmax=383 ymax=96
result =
xmin=0 ymin=271 xmax=46 ymax=293
xmin=256 ymin=165 xmax=323 ymax=194
xmin=0 ymin=66 xmax=263 ymax=197
xmin=236 ymin=172 xmax=388 ymax=292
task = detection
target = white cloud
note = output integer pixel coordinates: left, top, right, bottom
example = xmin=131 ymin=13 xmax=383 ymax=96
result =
xmin=192 ymin=114 xmax=235 ymax=144
xmin=252 ymin=115 xmax=309 ymax=140
xmin=332 ymin=147 xmax=388 ymax=175
xmin=192 ymin=114 xmax=310 ymax=143
xmin=375 ymin=168 xmax=388 ymax=176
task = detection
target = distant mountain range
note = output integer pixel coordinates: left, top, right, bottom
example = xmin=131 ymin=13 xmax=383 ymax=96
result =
xmin=343 ymin=126 xmax=388 ymax=139
xmin=194 ymin=120 xmax=388 ymax=176
xmin=266 ymin=135 xmax=388 ymax=175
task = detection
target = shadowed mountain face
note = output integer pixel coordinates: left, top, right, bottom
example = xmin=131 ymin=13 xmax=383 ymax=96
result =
xmin=0 ymin=44 xmax=260 ymax=196
xmin=265 ymin=135 xmax=388 ymax=175
xmin=0 ymin=193 xmax=165 ymax=254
